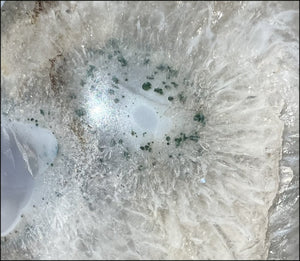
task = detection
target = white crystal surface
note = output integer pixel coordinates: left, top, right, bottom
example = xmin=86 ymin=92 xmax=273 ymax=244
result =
xmin=0 ymin=1 xmax=298 ymax=260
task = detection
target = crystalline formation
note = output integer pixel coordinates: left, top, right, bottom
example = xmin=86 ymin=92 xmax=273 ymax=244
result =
xmin=0 ymin=1 xmax=298 ymax=260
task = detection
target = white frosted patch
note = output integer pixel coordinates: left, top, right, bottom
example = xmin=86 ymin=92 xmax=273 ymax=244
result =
xmin=133 ymin=105 xmax=158 ymax=131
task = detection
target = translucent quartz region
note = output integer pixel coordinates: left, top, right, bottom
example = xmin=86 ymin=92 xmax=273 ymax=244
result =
xmin=1 ymin=120 xmax=58 ymax=236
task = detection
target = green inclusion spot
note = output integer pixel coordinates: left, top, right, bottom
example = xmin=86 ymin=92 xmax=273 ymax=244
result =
xmin=80 ymin=79 xmax=86 ymax=87
xmin=140 ymin=143 xmax=152 ymax=152
xmin=123 ymin=150 xmax=130 ymax=160
xmin=144 ymin=58 xmax=150 ymax=65
xmin=87 ymin=65 xmax=96 ymax=78
xmin=118 ymin=139 xmax=123 ymax=144
xmin=171 ymin=82 xmax=178 ymax=87
xmin=174 ymin=133 xmax=187 ymax=147
xmin=108 ymin=89 xmax=115 ymax=95
xmin=157 ymin=64 xmax=178 ymax=78
xmin=167 ymin=66 xmax=178 ymax=79
xmin=178 ymin=92 xmax=186 ymax=104
xmin=166 ymin=136 xmax=171 ymax=141
xmin=142 ymin=82 xmax=152 ymax=91
xmin=75 ymin=108 xmax=86 ymax=117
xmin=112 ymin=76 xmax=119 ymax=84
xmin=174 ymin=137 xmax=182 ymax=147
xmin=164 ymin=85 xmax=171 ymax=89
xmin=138 ymin=165 xmax=144 ymax=171
xmin=125 ymin=78 xmax=128 ymax=81
xmin=156 ymin=64 xmax=167 ymax=71
xmin=143 ymin=132 xmax=147 ymax=137
xmin=131 ymin=130 xmax=137 ymax=136
xmin=168 ymin=96 xmax=174 ymax=101
xmin=69 ymin=93 xmax=77 ymax=99
xmin=107 ymin=38 xmax=119 ymax=49
xmin=146 ymin=75 xmax=155 ymax=80
xmin=193 ymin=113 xmax=205 ymax=124
xmin=40 ymin=109 xmax=45 ymax=116
xmin=31 ymin=118 xmax=34 ymax=121
xmin=117 ymin=55 xmax=128 ymax=66
xmin=110 ymin=139 xmax=116 ymax=147
xmin=189 ymin=135 xmax=199 ymax=142
xmin=174 ymin=133 xmax=199 ymax=147
xmin=114 ymin=98 xmax=119 ymax=103
xmin=108 ymin=54 xmax=113 ymax=60
xmin=154 ymin=88 xmax=164 ymax=95
xmin=98 ymin=49 xmax=105 ymax=55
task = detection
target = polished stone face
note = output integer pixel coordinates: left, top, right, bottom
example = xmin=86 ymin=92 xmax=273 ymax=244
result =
xmin=1 ymin=120 xmax=57 ymax=236
xmin=1 ymin=124 xmax=34 ymax=236
xmin=0 ymin=1 xmax=299 ymax=260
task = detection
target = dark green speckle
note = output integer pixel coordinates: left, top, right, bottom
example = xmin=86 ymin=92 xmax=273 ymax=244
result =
xmin=80 ymin=79 xmax=86 ymax=87
xmin=154 ymin=88 xmax=164 ymax=95
xmin=189 ymin=135 xmax=199 ymax=142
xmin=112 ymin=76 xmax=119 ymax=84
xmin=178 ymin=92 xmax=186 ymax=104
xmin=110 ymin=139 xmax=116 ymax=147
xmin=123 ymin=150 xmax=130 ymax=160
xmin=87 ymin=65 xmax=96 ymax=78
xmin=142 ymin=82 xmax=152 ymax=91
xmin=144 ymin=58 xmax=150 ymax=65
xmin=193 ymin=113 xmax=205 ymax=125
xmin=108 ymin=89 xmax=115 ymax=95
xmin=171 ymin=82 xmax=178 ymax=87
xmin=156 ymin=64 xmax=167 ymax=71
xmin=140 ymin=143 xmax=152 ymax=152
xmin=75 ymin=108 xmax=86 ymax=117
xmin=117 ymin=55 xmax=128 ymax=66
